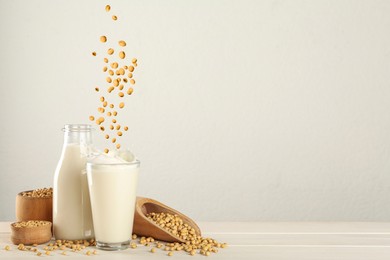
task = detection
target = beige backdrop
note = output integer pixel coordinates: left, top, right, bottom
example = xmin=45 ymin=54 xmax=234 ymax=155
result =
xmin=0 ymin=0 xmax=389 ymax=221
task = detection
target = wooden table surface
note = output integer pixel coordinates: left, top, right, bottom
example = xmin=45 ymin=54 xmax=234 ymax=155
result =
xmin=1 ymin=222 xmax=390 ymax=259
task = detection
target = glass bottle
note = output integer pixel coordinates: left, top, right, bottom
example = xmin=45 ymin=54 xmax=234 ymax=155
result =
xmin=53 ymin=124 xmax=94 ymax=240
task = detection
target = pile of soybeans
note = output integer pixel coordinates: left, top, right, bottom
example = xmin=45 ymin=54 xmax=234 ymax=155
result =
xmin=20 ymin=188 xmax=53 ymax=198
xmin=142 ymin=212 xmax=228 ymax=256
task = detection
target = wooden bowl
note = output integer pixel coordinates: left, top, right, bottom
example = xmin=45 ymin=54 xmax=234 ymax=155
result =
xmin=15 ymin=190 xmax=52 ymax=222
xmin=10 ymin=221 xmax=52 ymax=245
xmin=133 ymin=197 xmax=201 ymax=242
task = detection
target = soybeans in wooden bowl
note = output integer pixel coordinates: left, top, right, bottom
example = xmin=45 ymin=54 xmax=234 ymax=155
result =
xmin=10 ymin=221 xmax=52 ymax=245
xmin=15 ymin=188 xmax=53 ymax=222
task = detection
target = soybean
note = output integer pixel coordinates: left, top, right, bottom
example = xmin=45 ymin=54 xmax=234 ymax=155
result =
xmin=113 ymin=79 xmax=119 ymax=87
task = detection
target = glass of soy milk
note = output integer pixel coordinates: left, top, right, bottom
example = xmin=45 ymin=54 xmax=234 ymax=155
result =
xmin=86 ymin=151 xmax=139 ymax=250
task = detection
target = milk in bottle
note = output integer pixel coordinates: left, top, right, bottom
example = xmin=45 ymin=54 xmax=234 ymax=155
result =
xmin=53 ymin=124 xmax=94 ymax=240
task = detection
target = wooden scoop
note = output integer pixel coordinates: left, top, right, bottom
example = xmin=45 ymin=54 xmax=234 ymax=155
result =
xmin=133 ymin=197 xmax=201 ymax=242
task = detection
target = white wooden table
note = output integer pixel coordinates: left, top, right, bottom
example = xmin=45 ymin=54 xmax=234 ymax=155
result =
xmin=1 ymin=222 xmax=390 ymax=259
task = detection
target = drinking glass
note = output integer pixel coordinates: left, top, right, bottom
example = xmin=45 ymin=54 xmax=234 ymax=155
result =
xmin=86 ymin=159 xmax=140 ymax=250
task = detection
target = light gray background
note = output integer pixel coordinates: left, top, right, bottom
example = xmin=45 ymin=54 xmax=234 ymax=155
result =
xmin=1 ymin=0 xmax=390 ymax=221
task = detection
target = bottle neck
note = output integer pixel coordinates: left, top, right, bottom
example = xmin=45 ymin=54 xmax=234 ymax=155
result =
xmin=62 ymin=124 xmax=93 ymax=145
xmin=64 ymin=131 xmax=92 ymax=145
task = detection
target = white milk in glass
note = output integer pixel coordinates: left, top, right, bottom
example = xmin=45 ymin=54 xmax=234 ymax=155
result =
xmin=53 ymin=124 xmax=94 ymax=240
xmin=87 ymin=153 xmax=139 ymax=250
